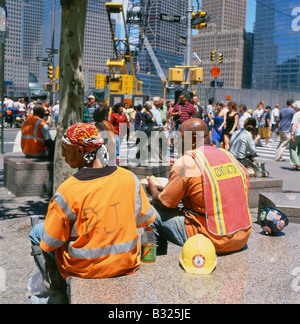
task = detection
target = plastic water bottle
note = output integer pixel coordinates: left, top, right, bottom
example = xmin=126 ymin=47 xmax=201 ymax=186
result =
xmin=141 ymin=226 xmax=156 ymax=263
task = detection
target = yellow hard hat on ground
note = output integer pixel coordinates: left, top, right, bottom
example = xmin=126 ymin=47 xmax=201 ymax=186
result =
xmin=179 ymin=234 xmax=217 ymax=275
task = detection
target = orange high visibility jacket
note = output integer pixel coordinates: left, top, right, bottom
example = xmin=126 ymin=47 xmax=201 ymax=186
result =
xmin=186 ymin=146 xmax=252 ymax=236
xmin=40 ymin=166 xmax=155 ymax=279
xmin=21 ymin=116 xmax=48 ymax=156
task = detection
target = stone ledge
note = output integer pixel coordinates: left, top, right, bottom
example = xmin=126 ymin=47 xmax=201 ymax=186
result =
xmin=70 ymin=223 xmax=300 ymax=304
xmin=248 ymin=177 xmax=283 ymax=207
xmin=4 ymin=152 xmax=53 ymax=197
xmin=258 ymin=192 xmax=300 ymax=224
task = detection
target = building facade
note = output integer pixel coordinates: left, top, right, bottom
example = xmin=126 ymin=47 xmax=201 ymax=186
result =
xmin=4 ymin=0 xmax=115 ymax=98
xmin=252 ymin=0 xmax=300 ymax=91
xmin=4 ymin=0 xmax=44 ymax=97
xmin=191 ymin=0 xmax=253 ymax=89
xmin=137 ymin=0 xmax=186 ymax=97
xmin=40 ymin=0 xmax=115 ymax=91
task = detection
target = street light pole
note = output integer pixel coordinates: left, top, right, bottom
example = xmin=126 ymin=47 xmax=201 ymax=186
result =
xmin=185 ymin=0 xmax=193 ymax=92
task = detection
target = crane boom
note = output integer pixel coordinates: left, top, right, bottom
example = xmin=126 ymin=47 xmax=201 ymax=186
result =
xmin=143 ymin=35 xmax=169 ymax=87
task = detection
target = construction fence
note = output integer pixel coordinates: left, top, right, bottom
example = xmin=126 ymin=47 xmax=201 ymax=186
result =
xmin=197 ymin=86 xmax=299 ymax=110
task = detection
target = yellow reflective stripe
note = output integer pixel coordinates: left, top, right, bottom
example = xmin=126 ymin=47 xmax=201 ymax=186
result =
xmin=220 ymin=149 xmax=252 ymax=225
xmin=195 ymin=150 xmax=226 ymax=235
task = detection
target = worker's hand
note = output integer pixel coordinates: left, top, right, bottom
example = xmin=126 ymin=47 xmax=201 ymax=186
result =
xmin=146 ymin=176 xmax=163 ymax=196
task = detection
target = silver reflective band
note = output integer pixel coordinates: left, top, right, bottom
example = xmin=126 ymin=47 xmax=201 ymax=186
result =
xmin=52 ymin=192 xmax=77 ymax=221
xmin=133 ymin=174 xmax=142 ymax=223
xmin=68 ymin=238 xmax=138 ymax=259
xmin=137 ymin=206 xmax=154 ymax=226
xmin=42 ymin=229 xmax=66 ymax=248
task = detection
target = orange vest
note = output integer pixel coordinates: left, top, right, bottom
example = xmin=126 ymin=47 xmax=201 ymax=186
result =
xmin=21 ymin=116 xmax=48 ymax=156
xmin=186 ymin=146 xmax=252 ymax=236
xmin=40 ymin=166 xmax=155 ymax=279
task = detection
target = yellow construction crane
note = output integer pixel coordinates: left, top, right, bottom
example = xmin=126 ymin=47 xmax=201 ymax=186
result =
xmin=95 ymin=2 xmax=143 ymax=97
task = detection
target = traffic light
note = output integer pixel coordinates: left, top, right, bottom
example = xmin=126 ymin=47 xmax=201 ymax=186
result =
xmin=191 ymin=10 xmax=208 ymax=30
xmin=218 ymin=53 xmax=223 ymax=64
xmin=55 ymin=66 xmax=59 ymax=80
xmin=47 ymin=66 xmax=53 ymax=80
xmin=210 ymin=50 xmax=216 ymax=62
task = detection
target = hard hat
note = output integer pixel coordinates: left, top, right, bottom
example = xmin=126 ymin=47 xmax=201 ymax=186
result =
xmin=16 ymin=117 xmax=21 ymax=121
xmin=179 ymin=234 xmax=217 ymax=275
xmin=259 ymin=206 xmax=289 ymax=235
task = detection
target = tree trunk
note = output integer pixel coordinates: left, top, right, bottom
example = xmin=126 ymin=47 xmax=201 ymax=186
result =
xmin=53 ymin=0 xmax=88 ymax=193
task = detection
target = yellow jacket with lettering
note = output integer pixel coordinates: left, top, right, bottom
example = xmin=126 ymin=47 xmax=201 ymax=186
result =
xmin=40 ymin=166 xmax=155 ymax=279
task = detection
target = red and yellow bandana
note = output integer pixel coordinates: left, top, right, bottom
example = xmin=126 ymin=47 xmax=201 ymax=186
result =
xmin=62 ymin=123 xmax=104 ymax=153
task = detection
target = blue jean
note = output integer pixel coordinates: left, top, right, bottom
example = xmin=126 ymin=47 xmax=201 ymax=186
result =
xmin=151 ymin=205 xmax=188 ymax=255
xmin=29 ymin=222 xmax=56 ymax=260
xmin=115 ymin=134 xmax=120 ymax=159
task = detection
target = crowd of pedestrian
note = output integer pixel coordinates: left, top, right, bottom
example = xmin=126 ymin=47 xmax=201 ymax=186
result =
xmin=82 ymin=94 xmax=300 ymax=170
xmin=2 ymin=96 xmax=60 ymax=130
xmin=5 ymin=92 xmax=298 ymax=171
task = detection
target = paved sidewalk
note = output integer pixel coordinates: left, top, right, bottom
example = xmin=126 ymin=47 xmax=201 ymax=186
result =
xmin=0 ymin=154 xmax=50 ymax=304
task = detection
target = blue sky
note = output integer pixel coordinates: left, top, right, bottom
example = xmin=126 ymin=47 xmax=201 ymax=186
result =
xmin=246 ymin=0 xmax=257 ymax=32
xmin=193 ymin=0 xmax=257 ymax=32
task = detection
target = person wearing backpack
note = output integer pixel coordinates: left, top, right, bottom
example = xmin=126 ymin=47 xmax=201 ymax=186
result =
xmin=256 ymin=106 xmax=271 ymax=147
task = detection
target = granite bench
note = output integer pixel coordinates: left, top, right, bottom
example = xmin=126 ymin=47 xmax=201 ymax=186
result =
xmin=258 ymin=192 xmax=300 ymax=224
xmin=69 ymin=222 xmax=300 ymax=304
xmin=4 ymin=152 xmax=53 ymax=197
xmin=248 ymin=177 xmax=283 ymax=207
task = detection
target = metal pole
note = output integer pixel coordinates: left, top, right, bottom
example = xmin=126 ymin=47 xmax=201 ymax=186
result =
xmin=50 ymin=0 xmax=55 ymax=105
xmin=215 ymin=15 xmax=218 ymax=91
xmin=185 ymin=0 xmax=193 ymax=92
xmin=1 ymin=32 xmax=5 ymax=154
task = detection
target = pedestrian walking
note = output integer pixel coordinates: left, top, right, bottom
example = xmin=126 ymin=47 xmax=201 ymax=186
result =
xmin=275 ymin=99 xmax=295 ymax=162
xmin=86 ymin=95 xmax=100 ymax=123
xmin=238 ymin=104 xmax=251 ymax=130
xmin=252 ymin=102 xmax=264 ymax=139
xmin=256 ymin=106 xmax=271 ymax=147
xmin=289 ymin=101 xmax=300 ymax=170
xmin=224 ymin=101 xmax=239 ymax=151
xmin=110 ymin=103 xmax=129 ymax=162
xmin=270 ymin=104 xmax=280 ymax=141
xmin=172 ymin=93 xmax=195 ymax=130
xmin=211 ymin=102 xmax=226 ymax=148
xmin=52 ymin=101 xmax=60 ymax=128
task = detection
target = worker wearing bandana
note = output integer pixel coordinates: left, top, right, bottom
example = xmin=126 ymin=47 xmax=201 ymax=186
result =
xmin=29 ymin=123 xmax=155 ymax=304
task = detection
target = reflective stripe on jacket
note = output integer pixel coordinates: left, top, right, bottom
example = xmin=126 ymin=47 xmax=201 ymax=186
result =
xmin=21 ymin=116 xmax=47 ymax=156
xmin=40 ymin=166 xmax=155 ymax=279
xmin=186 ymin=146 xmax=252 ymax=236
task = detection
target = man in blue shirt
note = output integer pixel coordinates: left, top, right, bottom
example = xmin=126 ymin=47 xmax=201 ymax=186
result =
xmin=275 ymin=99 xmax=295 ymax=162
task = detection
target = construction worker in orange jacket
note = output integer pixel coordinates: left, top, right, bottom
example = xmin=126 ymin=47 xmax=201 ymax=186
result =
xmin=29 ymin=123 xmax=155 ymax=304
xmin=146 ymin=118 xmax=252 ymax=256
xmin=21 ymin=105 xmax=54 ymax=160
